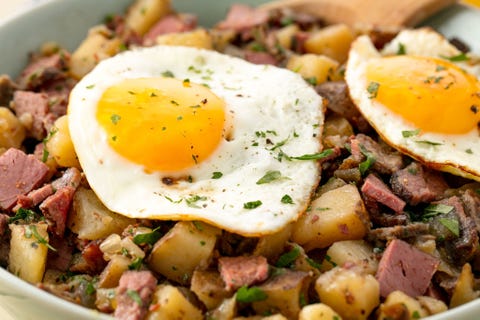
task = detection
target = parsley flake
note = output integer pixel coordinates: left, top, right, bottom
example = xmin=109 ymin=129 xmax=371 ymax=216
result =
xmin=439 ymin=218 xmax=460 ymax=237
xmin=110 ymin=114 xmax=121 ymax=125
xmin=290 ymin=149 xmax=334 ymax=161
xmin=133 ymin=227 xmax=162 ymax=245
xmin=243 ymin=200 xmax=262 ymax=209
xmin=441 ymin=52 xmax=468 ymax=62
xmin=402 ymin=129 xmax=420 ymax=138
xmin=127 ymin=289 xmax=143 ymax=306
xmin=162 ymin=70 xmax=174 ymax=78
xmin=397 ymin=43 xmax=406 ymax=55
xmin=25 ymin=225 xmax=56 ymax=252
xmin=281 ymin=194 xmax=294 ymax=204
xmin=367 ymin=81 xmax=380 ymax=99
xmin=211 ymin=172 xmax=223 ymax=179
xmin=276 ymin=246 xmax=301 ymax=268
xmin=236 ymin=286 xmax=268 ymax=303
xmin=256 ymin=170 xmax=283 ymax=184
xmin=186 ymin=195 xmax=207 ymax=208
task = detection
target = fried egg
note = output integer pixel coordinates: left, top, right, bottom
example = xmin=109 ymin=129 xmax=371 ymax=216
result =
xmin=68 ymin=45 xmax=324 ymax=236
xmin=345 ymin=28 xmax=480 ymax=181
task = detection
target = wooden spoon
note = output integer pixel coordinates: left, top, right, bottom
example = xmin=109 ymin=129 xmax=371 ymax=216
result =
xmin=258 ymin=0 xmax=457 ymax=28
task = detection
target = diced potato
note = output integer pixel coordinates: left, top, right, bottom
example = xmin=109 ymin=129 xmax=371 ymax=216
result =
xmin=146 ymin=284 xmax=203 ymax=320
xmin=253 ymin=224 xmax=292 ymax=262
xmin=96 ymin=288 xmax=116 ymax=313
xmin=211 ymin=29 xmax=237 ymax=52
xmin=9 ymin=223 xmax=49 ymax=283
xmin=286 ymin=54 xmax=339 ymax=85
xmin=68 ymin=187 xmax=135 ymax=240
xmin=191 ymin=269 xmax=231 ymax=310
xmin=377 ymin=291 xmax=427 ymax=320
xmin=292 ymin=184 xmax=370 ymax=250
xmin=315 ymin=266 xmax=379 ymax=320
xmin=417 ymin=296 xmax=448 ymax=316
xmin=322 ymin=114 xmax=354 ymax=149
xmin=70 ymin=25 xmax=122 ymax=79
xmin=126 ymin=0 xmax=172 ymax=36
xmin=208 ymin=295 xmax=237 ymax=320
xmin=290 ymin=244 xmax=321 ymax=277
xmin=98 ymin=254 xmax=132 ymax=288
xmin=148 ymin=221 xmax=219 ymax=285
xmin=155 ymin=28 xmax=213 ymax=49
xmin=298 ymin=303 xmax=342 ymax=320
xmin=252 ymin=270 xmax=310 ymax=319
xmin=304 ymin=24 xmax=355 ymax=63
xmin=450 ymin=263 xmax=479 ymax=308
xmin=45 ymin=115 xmax=80 ymax=168
xmin=323 ymin=240 xmax=378 ymax=274
xmin=275 ymin=24 xmax=300 ymax=50
xmin=0 ymin=107 xmax=25 ymax=149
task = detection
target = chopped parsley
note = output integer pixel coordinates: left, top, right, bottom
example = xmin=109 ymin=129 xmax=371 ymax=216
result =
xmin=423 ymin=204 xmax=453 ymax=220
xmin=402 ymin=129 xmax=420 ymax=138
xmin=25 ymin=225 xmax=56 ymax=252
xmin=415 ymin=140 xmax=443 ymax=146
xmin=128 ymin=257 xmax=143 ymax=270
xmin=256 ymin=170 xmax=284 ymax=184
xmin=86 ymin=84 xmax=95 ymax=89
xmin=133 ymin=227 xmax=162 ymax=245
xmin=42 ymin=127 xmax=58 ymax=162
xmin=367 ymin=81 xmax=380 ymax=99
xmin=305 ymin=257 xmax=322 ymax=269
xmin=8 ymin=208 xmax=39 ymax=224
xmin=243 ymin=200 xmax=262 ymax=209
xmin=110 ymin=114 xmax=121 ymax=125
xmin=162 ymin=70 xmax=174 ymax=78
xmin=439 ymin=218 xmax=460 ymax=237
xmin=236 ymin=286 xmax=268 ymax=303
xmin=281 ymin=194 xmax=294 ymax=204
xmin=276 ymin=246 xmax=301 ymax=268
xmin=441 ymin=52 xmax=468 ymax=62
xmin=359 ymin=155 xmax=376 ymax=176
xmin=466 ymin=148 xmax=474 ymax=154
xmin=290 ymin=149 xmax=334 ymax=161
xmin=185 ymin=195 xmax=207 ymax=208
xmin=397 ymin=43 xmax=406 ymax=55
xmin=305 ymin=77 xmax=317 ymax=86
xmin=126 ymin=289 xmax=143 ymax=306
xmin=211 ymin=171 xmax=223 ymax=179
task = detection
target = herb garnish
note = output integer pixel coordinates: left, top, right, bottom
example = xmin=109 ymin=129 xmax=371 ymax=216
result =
xmin=42 ymin=127 xmax=58 ymax=162
xmin=439 ymin=218 xmax=460 ymax=237
xmin=281 ymin=194 xmax=294 ymax=204
xmin=441 ymin=52 xmax=468 ymax=62
xmin=127 ymin=289 xmax=143 ymax=306
xmin=290 ymin=149 xmax=334 ymax=161
xmin=133 ymin=227 xmax=162 ymax=245
xmin=211 ymin=172 xmax=223 ymax=179
xmin=8 ymin=208 xmax=39 ymax=224
xmin=397 ymin=43 xmax=406 ymax=55
xmin=243 ymin=200 xmax=262 ymax=209
xmin=402 ymin=129 xmax=420 ymax=138
xmin=415 ymin=140 xmax=443 ymax=146
xmin=110 ymin=114 xmax=121 ymax=125
xmin=25 ymin=225 xmax=56 ymax=252
xmin=185 ymin=195 xmax=207 ymax=208
xmin=423 ymin=204 xmax=453 ymax=220
xmin=236 ymin=286 xmax=268 ymax=303
xmin=162 ymin=70 xmax=174 ymax=78
xmin=367 ymin=81 xmax=380 ymax=99
xmin=256 ymin=170 xmax=284 ymax=184
xmin=128 ymin=257 xmax=143 ymax=270
xmin=276 ymin=245 xmax=301 ymax=268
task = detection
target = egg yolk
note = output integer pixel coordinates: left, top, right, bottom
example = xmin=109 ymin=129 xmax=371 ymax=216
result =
xmin=96 ymin=77 xmax=226 ymax=172
xmin=366 ymin=56 xmax=480 ymax=134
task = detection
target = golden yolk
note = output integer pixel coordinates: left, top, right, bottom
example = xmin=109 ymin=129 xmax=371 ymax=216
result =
xmin=366 ymin=56 xmax=480 ymax=134
xmin=96 ymin=77 xmax=226 ymax=172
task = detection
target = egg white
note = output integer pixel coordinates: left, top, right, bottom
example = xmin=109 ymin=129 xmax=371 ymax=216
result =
xmin=68 ymin=45 xmax=324 ymax=236
xmin=346 ymin=28 xmax=480 ymax=181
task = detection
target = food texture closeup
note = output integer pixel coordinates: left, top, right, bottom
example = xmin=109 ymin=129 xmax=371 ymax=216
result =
xmin=1 ymin=0 xmax=480 ymax=319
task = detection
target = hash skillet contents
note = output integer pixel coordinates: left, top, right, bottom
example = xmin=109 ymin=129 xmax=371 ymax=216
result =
xmin=1 ymin=0 xmax=480 ymax=319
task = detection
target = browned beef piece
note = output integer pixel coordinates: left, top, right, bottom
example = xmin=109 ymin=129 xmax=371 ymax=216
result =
xmin=390 ymin=162 xmax=448 ymax=206
xmin=361 ymin=174 xmax=406 ymax=213
xmin=376 ymin=239 xmax=439 ymax=298
xmin=16 ymin=183 xmax=54 ymax=209
xmin=433 ymin=196 xmax=479 ymax=266
xmin=69 ymin=240 xmax=107 ymax=275
xmin=370 ymin=211 xmax=408 ymax=227
xmin=368 ymin=222 xmax=430 ymax=242
xmin=0 ymin=148 xmax=49 ymax=211
xmin=143 ymin=14 xmax=197 ymax=46
xmin=40 ymin=186 xmax=75 ymax=237
xmin=114 ymin=271 xmax=157 ymax=320
xmin=0 ymin=214 xmax=9 ymax=237
xmin=219 ymin=255 xmax=269 ymax=291
xmin=315 ymin=81 xmax=371 ymax=132
xmin=41 ymin=77 xmax=77 ymax=118
xmin=16 ymin=51 xmax=69 ymax=90
xmin=47 ymin=235 xmax=74 ymax=271
xmin=52 ymin=167 xmax=82 ymax=190
xmin=460 ymin=189 xmax=480 ymax=233
xmin=0 ymin=75 xmax=17 ymax=106
xmin=351 ymin=134 xmax=404 ymax=175
xmin=11 ymin=90 xmax=50 ymax=140
xmin=244 ymin=51 xmax=278 ymax=65
xmin=216 ymin=4 xmax=269 ymax=31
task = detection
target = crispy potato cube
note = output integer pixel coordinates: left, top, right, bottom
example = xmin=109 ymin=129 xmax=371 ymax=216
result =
xmin=304 ymin=24 xmax=355 ymax=63
xmin=299 ymin=303 xmax=342 ymax=320
xmin=148 ymin=221 xmax=219 ymax=285
xmin=323 ymin=240 xmax=378 ymax=274
xmin=292 ymin=184 xmax=370 ymax=250
xmin=70 ymin=25 xmax=122 ymax=79
xmin=146 ymin=284 xmax=203 ymax=320
xmin=417 ymin=296 xmax=448 ymax=316
xmin=191 ymin=269 xmax=231 ymax=310
xmin=252 ymin=270 xmax=310 ymax=319
xmin=155 ymin=28 xmax=213 ymax=49
xmin=275 ymin=24 xmax=300 ymax=50
xmin=0 ymin=107 xmax=25 ymax=149
xmin=315 ymin=266 xmax=379 ymax=320
xmin=286 ymin=54 xmax=339 ymax=85
xmin=253 ymin=224 xmax=292 ymax=262
xmin=9 ymin=223 xmax=49 ymax=283
xmin=98 ymin=254 xmax=132 ymax=288
xmin=45 ymin=115 xmax=80 ymax=168
xmin=68 ymin=187 xmax=135 ymax=240
xmin=450 ymin=263 xmax=479 ymax=308
xmin=378 ymin=291 xmax=427 ymax=320
xmin=208 ymin=295 xmax=237 ymax=320
xmin=126 ymin=0 xmax=172 ymax=36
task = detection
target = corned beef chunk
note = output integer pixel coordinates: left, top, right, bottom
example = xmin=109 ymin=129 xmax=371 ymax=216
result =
xmin=376 ymin=239 xmax=439 ymax=298
xmin=361 ymin=174 xmax=406 ymax=213
xmin=390 ymin=162 xmax=448 ymax=206
xmin=142 ymin=14 xmax=197 ymax=46
xmin=0 ymin=148 xmax=49 ymax=210
xmin=219 ymin=255 xmax=269 ymax=290
xmin=40 ymin=186 xmax=75 ymax=237
xmin=115 ymin=271 xmax=157 ymax=320
xmin=216 ymin=4 xmax=269 ymax=31
xmin=16 ymin=51 xmax=69 ymax=90
xmin=11 ymin=90 xmax=50 ymax=140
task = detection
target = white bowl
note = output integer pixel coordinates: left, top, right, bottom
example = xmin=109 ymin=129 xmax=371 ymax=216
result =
xmin=1 ymin=1 xmax=480 ymax=319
